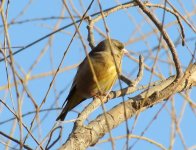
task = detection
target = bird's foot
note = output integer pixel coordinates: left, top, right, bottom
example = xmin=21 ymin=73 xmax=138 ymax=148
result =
xmin=94 ymin=92 xmax=109 ymax=103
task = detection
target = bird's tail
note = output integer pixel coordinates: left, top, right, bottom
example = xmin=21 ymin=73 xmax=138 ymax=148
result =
xmin=56 ymin=106 xmax=69 ymax=121
xmin=56 ymin=93 xmax=85 ymax=121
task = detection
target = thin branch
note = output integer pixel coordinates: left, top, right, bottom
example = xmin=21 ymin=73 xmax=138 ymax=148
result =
xmin=145 ymin=3 xmax=185 ymax=46
xmin=130 ymin=55 xmax=144 ymax=86
xmin=134 ymin=0 xmax=183 ymax=78
xmin=0 ymin=131 xmax=32 ymax=150
xmin=45 ymin=126 xmax=62 ymax=150
xmin=98 ymin=134 xmax=167 ymax=150
xmin=166 ymin=0 xmax=196 ymax=33
xmin=86 ymin=16 xmax=96 ymax=49
xmin=119 ymin=55 xmax=144 ymax=86
xmin=0 ymin=99 xmax=43 ymax=149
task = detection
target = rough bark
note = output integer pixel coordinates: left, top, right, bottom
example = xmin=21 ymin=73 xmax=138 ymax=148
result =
xmin=58 ymin=63 xmax=196 ymax=150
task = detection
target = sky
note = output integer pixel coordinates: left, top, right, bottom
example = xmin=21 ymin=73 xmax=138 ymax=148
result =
xmin=0 ymin=0 xmax=196 ymax=150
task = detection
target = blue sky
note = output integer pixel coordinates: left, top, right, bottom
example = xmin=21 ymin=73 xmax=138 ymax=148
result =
xmin=0 ymin=0 xmax=196 ymax=150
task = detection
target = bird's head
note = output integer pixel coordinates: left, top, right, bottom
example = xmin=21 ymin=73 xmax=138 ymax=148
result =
xmin=95 ymin=39 xmax=128 ymax=56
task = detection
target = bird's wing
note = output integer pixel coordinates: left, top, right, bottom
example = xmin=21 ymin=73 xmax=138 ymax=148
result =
xmin=61 ymin=57 xmax=88 ymax=108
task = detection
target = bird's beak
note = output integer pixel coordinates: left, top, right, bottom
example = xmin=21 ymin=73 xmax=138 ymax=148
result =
xmin=122 ymin=48 xmax=129 ymax=56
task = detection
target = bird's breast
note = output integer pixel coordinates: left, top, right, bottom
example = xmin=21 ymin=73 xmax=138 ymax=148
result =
xmin=75 ymin=52 xmax=122 ymax=98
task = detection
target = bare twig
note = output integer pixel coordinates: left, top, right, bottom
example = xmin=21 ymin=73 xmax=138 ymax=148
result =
xmin=98 ymin=134 xmax=167 ymax=150
xmin=134 ymin=0 xmax=183 ymax=78
xmin=166 ymin=0 xmax=196 ymax=33
xmin=1 ymin=7 xmax=24 ymax=149
xmin=145 ymin=3 xmax=185 ymax=46
xmin=0 ymin=131 xmax=32 ymax=150
xmin=86 ymin=16 xmax=96 ymax=49
xmin=130 ymin=55 xmax=144 ymax=86
xmin=120 ymin=55 xmax=144 ymax=86
xmin=45 ymin=126 xmax=62 ymax=150
xmin=0 ymin=99 xmax=43 ymax=149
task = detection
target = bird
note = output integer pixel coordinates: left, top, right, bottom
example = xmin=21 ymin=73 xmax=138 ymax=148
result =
xmin=56 ymin=39 xmax=128 ymax=121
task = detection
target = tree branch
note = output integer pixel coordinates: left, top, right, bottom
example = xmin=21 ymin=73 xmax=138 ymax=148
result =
xmin=58 ymin=63 xmax=196 ymax=149
xmin=134 ymin=0 xmax=183 ymax=78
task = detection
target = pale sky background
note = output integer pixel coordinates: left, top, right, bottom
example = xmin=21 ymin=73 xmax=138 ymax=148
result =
xmin=0 ymin=0 xmax=196 ymax=150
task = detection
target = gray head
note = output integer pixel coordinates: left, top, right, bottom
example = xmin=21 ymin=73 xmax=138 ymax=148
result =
xmin=93 ymin=39 xmax=128 ymax=57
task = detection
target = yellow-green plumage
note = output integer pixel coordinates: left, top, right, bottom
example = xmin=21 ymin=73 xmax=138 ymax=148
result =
xmin=56 ymin=39 xmax=127 ymax=121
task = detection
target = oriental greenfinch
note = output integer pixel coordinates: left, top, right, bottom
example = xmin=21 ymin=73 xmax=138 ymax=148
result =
xmin=56 ymin=39 xmax=128 ymax=121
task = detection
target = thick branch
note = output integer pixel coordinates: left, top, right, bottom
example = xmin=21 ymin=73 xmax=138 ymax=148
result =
xmin=59 ymin=63 xmax=196 ymax=150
